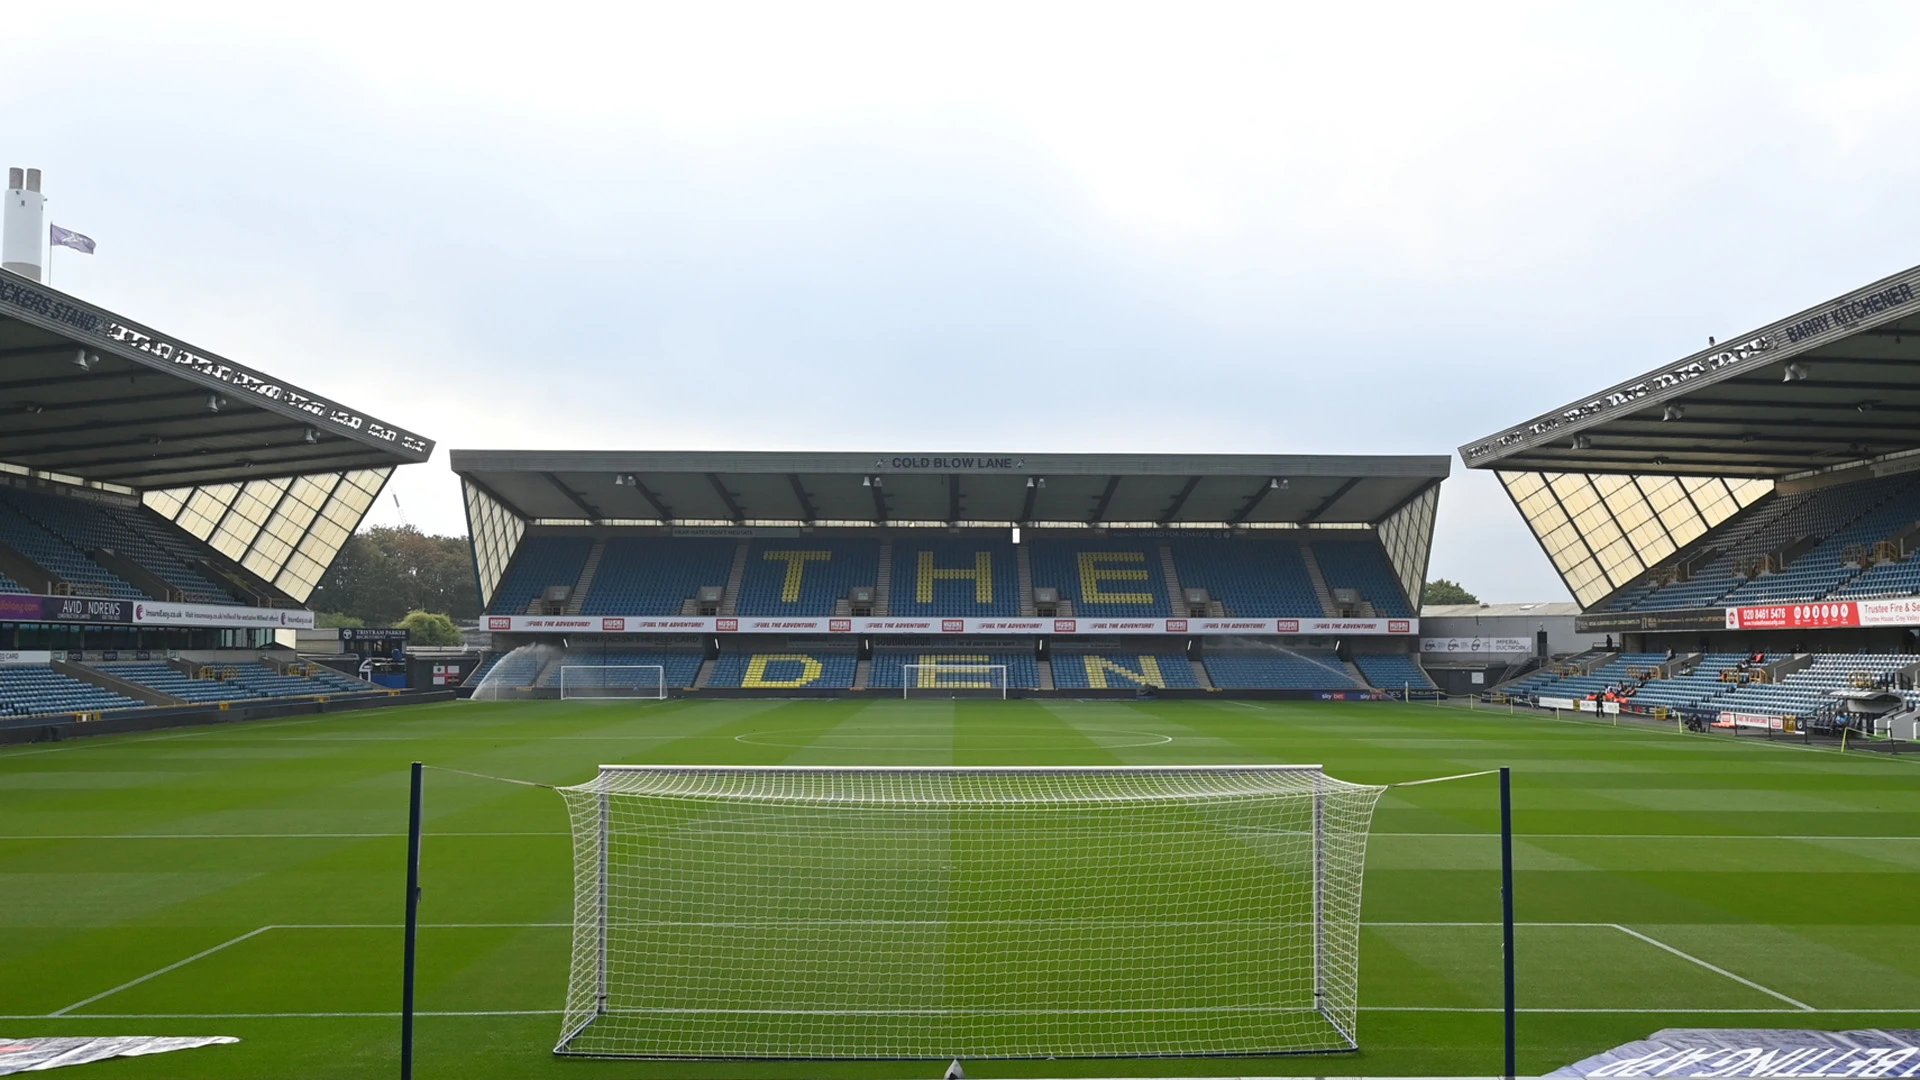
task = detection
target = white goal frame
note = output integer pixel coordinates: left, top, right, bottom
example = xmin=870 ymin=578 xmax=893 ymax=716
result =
xmin=559 ymin=664 xmax=666 ymax=700
xmin=553 ymin=764 xmax=1384 ymax=1061
xmin=901 ymin=663 xmax=1008 ymax=699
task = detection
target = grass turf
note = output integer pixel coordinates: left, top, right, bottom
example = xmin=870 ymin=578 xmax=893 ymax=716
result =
xmin=3 ymin=696 xmax=1917 ymax=1078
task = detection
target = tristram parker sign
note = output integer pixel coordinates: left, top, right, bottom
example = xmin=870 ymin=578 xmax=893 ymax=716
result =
xmin=484 ymin=615 xmax=1418 ymax=636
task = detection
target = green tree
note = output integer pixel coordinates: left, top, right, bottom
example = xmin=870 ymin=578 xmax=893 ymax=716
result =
xmin=398 ymin=609 xmax=463 ymax=646
xmin=308 ymin=526 xmax=479 ymax=627
xmin=1422 ymin=578 xmax=1479 ymax=606
xmin=315 ymin=611 xmax=365 ymax=629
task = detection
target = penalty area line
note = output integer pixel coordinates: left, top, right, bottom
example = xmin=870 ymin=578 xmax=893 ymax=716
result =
xmin=1608 ymin=924 xmax=1815 ymax=1011
xmin=49 ymin=926 xmax=275 ymax=1017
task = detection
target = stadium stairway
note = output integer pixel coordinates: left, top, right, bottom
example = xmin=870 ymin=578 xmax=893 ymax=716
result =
xmin=563 ymin=540 xmax=606 ymax=615
xmin=874 ymin=541 xmax=892 ymax=615
xmin=1158 ymin=544 xmax=1186 ymax=610
xmin=854 ymin=658 xmax=872 ymax=689
xmin=1298 ymin=538 xmax=1336 ymax=616
xmin=1016 ymin=545 xmax=1036 ymax=616
xmin=1037 ymin=659 xmax=1054 ymax=690
xmin=693 ymin=658 xmax=717 ymax=688
xmin=1188 ymin=658 xmax=1214 ymax=688
xmin=720 ymin=541 xmax=749 ymax=615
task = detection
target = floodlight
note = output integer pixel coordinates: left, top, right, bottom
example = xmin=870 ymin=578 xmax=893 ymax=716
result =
xmin=1572 ymin=434 xmax=1592 ymax=450
xmin=1663 ymin=405 xmax=1684 ymax=421
xmin=1783 ymin=362 xmax=1809 ymax=382
xmin=73 ymin=349 xmax=97 ymax=370
xmin=207 ymin=395 xmax=224 ymax=412
xmin=303 ymin=428 xmax=319 ymax=444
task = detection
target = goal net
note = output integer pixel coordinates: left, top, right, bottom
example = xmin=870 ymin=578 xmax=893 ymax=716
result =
xmin=559 ymin=665 xmax=666 ymax=701
xmin=554 ymin=765 xmax=1385 ymax=1060
xmin=902 ymin=663 xmax=1008 ymax=699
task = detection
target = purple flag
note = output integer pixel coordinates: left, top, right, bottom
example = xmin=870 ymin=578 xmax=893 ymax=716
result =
xmin=50 ymin=224 xmax=95 ymax=254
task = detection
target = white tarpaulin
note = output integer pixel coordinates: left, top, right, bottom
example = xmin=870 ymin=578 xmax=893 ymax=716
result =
xmin=1550 ymin=1028 xmax=1920 ymax=1077
xmin=0 ymin=1036 xmax=238 ymax=1075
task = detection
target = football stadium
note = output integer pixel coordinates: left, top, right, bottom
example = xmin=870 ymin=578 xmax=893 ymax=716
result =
xmin=6 ymin=183 xmax=1920 ymax=1080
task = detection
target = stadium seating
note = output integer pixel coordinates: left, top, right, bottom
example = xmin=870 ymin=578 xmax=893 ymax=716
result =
xmin=0 ymin=501 xmax=145 ymax=600
xmin=707 ymin=652 xmax=857 ymax=689
xmin=1352 ymin=653 xmax=1433 ymax=690
xmin=97 ymin=661 xmax=372 ymax=703
xmin=1310 ymin=536 xmax=1413 ymax=617
xmin=1704 ymin=653 xmax=1919 ymax=719
xmin=0 ymin=664 xmax=143 ymax=716
xmin=735 ymin=540 xmax=880 ymax=616
xmin=581 ymin=536 xmax=736 ymax=616
xmin=0 ymin=488 xmax=237 ymax=604
xmin=1169 ymin=537 xmax=1321 ymax=616
xmin=489 ymin=536 xmax=595 ymax=615
xmin=1028 ymin=539 xmax=1169 ymax=616
xmin=542 ymin=652 xmax=702 ymax=690
xmin=1203 ymin=651 xmax=1357 ymax=689
xmin=1621 ymin=654 xmax=1770 ymax=713
xmin=1605 ymin=474 xmax=1920 ymax=610
xmin=1051 ymin=653 xmax=1200 ymax=689
xmin=889 ymin=537 xmax=1019 ymax=616
xmin=869 ymin=651 xmax=1040 ymax=690
xmin=95 ymin=662 xmax=234 ymax=703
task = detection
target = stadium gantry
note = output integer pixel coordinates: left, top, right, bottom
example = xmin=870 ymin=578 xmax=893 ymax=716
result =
xmin=450 ymin=449 xmax=1450 ymax=696
xmin=0 ymin=267 xmax=436 ymax=737
xmin=1463 ymin=263 xmax=1920 ymax=733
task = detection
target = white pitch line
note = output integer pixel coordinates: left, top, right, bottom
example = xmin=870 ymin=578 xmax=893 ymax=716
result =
xmin=8 ymin=831 xmax=1914 ymax=841
xmin=0 ymin=832 xmax=571 ymax=840
xmin=49 ymin=926 xmax=275 ymax=1017
xmin=16 ymin=1008 xmax=1920 ymax=1021
xmin=1609 ymin=924 xmax=1816 ymax=1011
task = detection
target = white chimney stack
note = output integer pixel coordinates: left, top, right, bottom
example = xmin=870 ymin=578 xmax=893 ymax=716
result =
xmin=3 ymin=167 xmax=46 ymax=281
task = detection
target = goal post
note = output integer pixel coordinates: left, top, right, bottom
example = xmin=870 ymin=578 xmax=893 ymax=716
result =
xmin=902 ymin=663 xmax=1008 ymax=699
xmin=553 ymin=765 xmax=1386 ymax=1060
xmin=559 ymin=664 xmax=666 ymax=701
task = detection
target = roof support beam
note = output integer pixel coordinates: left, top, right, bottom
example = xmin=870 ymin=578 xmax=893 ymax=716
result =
xmin=0 ymin=422 xmax=296 ymax=464
xmin=544 ymin=473 xmax=604 ymax=524
xmin=1230 ymin=478 xmax=1275 ymax=524
xmin=705 ymin=473 xmax=745 ymax=524
xmin=1301 ymin=477 xmax=1361 ymax=523
xmin=1087 ymin=476 xmax=1122 ymax=525
xmin=785 ymin=474 xmax=816 ymax=523
xmin=870 ymin=478 xmax=888 ymax=523
xmin=628 ymin=476 xmax=674 ymax=521
xmin=1373 ymin=478 xmax=1439 ymax=525
xmin=1159 ymin=476 xmax=1201 ymax=525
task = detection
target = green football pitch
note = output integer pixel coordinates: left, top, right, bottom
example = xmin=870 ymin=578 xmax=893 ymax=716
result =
xmin=4 ymin=697 xmax=1918 ymax=1079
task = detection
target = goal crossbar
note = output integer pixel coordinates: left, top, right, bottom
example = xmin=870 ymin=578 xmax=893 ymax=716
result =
xmin=559 ymin=664 xmax=666 ymax=700
xmin=554 ymin=764 xmax=1384 ymax=1060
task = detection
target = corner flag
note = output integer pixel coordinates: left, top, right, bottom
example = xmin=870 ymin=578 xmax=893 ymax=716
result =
xmin=50 ymin=224 xmax=95 ymax=254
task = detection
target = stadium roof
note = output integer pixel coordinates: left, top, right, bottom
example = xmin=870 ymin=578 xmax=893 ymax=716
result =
xmin=0 ymin=270 xmax=432 ymax=490
xmin=1458 ymin=263 xmax=1920 ymax=610
xmin=1460 ymin=264 xmax=1920 ymax=480
xmin=450 ymin=450 xmax=1449 ymax=528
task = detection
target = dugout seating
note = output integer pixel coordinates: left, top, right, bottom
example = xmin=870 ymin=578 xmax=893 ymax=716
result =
xmin=868 ymin=651 xmax=1041 ymax=690
xmin=707 ymin=652 xmax=857 ymax=689
xmin=0 ymin=487 xmax=238 ymax=604
xmin=488 ymin=535 xmax=595 ymax=615
xmin=735 ymin=540 xmax=880 ymax=616
xmin=888 ymin=537 xmax=1019 ymax=616
xmin=1352 ymin=653 xmax=1433 ymax=690
xmin=581 ymin=536 xmax=736 ymax=616
xmin=1028 ymin=539 xmax=1169 ymax=616
xmin=541 ymin=652 xmax=703 ymax=690
xmin=1168 ymin=537 xmax=1321 ymax=617
xmin=1310 ymin=535 xmax=1413 ymax=617
xmin=1051 ymin=653 xmax=1200 ymax=690
xmin=0 ymin=664 xmax=143 ymax=717
xmin=1203 ymin=651 xmax=1357 ymax=689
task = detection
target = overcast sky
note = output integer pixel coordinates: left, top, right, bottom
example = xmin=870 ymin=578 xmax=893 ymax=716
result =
xmin=10 ymin=1 xmax=1920 ymax=602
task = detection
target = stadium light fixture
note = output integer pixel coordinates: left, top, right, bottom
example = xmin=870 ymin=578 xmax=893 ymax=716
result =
xmin=1662 ymin=405 xmax=1684 ymax=421
xmin=73 ymin=349 xmax=97 ymax=371
xmin=614 ymin=473 xmax=637 ymax=487
xmin=303 ymin=428 xmax=319 ymax=444
xmin=1572 ymin=434 xmax=1592 ymax=450
xmin=1783 ymin=362 xmax=1809 ymax=382
xmin=1026 ymin=477 xmax=1046 ymax=489
xmin=21 ymin=403 xmax=42 ymax=414
xmin=1270 ymin=477 xmax=1287 ymax=490
xmin=206 ymin=394 xmax=225 ymax=413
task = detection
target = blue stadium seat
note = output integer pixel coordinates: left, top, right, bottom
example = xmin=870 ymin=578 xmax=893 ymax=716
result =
xmin=1352 ymin=653 xmax=1433 ymax=690
xmin=1028 ymin=539 xmax=1169 ymax=616
xmin=707 ymin=652 xmax=856 ymax=689
xmin=542 ymin=652 xmax=702 ymax=689
xmin=869 ymin=651 xmax=1040 ymax=690
xmin=0 ymin=498 xmax=145 ymax=600
xmin=581 ymin=537 xmax=736 ymax=615
xmin=1169 ymin=537 xmax=1321 ymax=617
xmin=735 ymin=540 xmax=879 ymax=616
xmin=0 ymin=664 xmax=142 ymax=716
xmin=1310 ymin=536 xmax=1413 ymax=617
xmin=0 ymin=488 xmax=237 ymax=604
xmin=1203 ymin=652 xmax=1357 ymax=689
xmin=1051 ymin=653 xmax=1200 ymax=689
xmin=889 ymin=537 xmax=1018 ymax=616
xmin=489 ymin=536 xmax=595 ymax=615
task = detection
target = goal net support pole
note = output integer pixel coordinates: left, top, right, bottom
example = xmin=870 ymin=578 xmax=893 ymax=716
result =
xmin=553 ymin=765 xmax=1385 ymax=1060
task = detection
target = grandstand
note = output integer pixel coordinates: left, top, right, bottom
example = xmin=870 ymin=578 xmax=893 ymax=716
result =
xmin=0 ymin=267 xmax=433 ymax=731
xmin=453 ymin=451 xmax=1446 ymax=694
xmin=1466 ymin=262 xmax=1920 ymax=728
